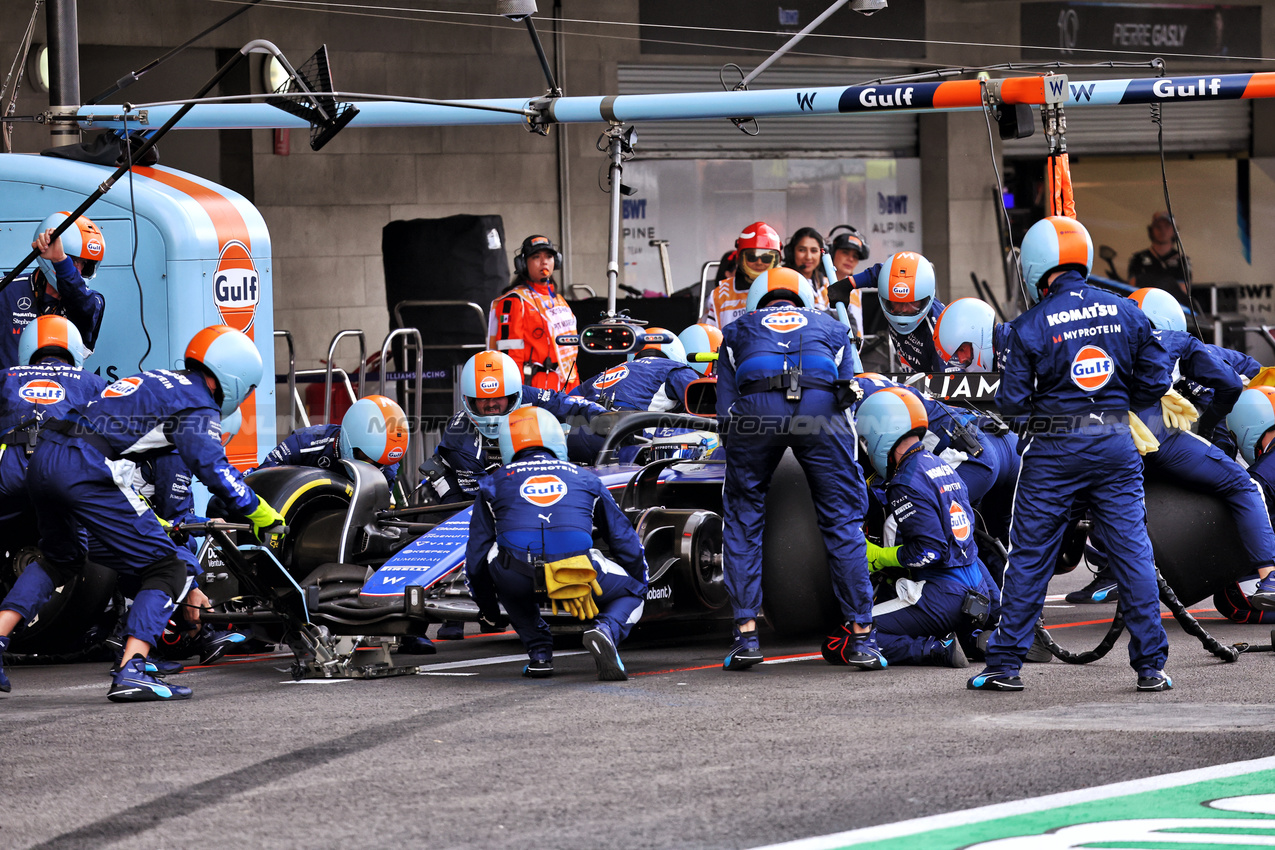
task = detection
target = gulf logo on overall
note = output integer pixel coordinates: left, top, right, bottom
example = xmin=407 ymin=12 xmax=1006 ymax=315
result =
xmin=19 ymin=379 xmax=65 ymax=405
xmin=949 ymin=501 xmax=972 ymax=542
xmin=1071 ymin=345 xmax=1114 ymax=392
xmin=593 ymin=365 xmax=629 ymax=390
xmin=213 ymin=240 xmax=259 ymax=333
xmin=761 ymin=311 xmax=808 ymax=333
xmin=520 ymin=474 xmax=567 ymax=507
xmin=102 ymin=376 xmax=143 ymax=398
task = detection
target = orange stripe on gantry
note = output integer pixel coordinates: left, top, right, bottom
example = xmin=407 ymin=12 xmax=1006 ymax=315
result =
xmin=931 ymin=80 xmax=983 ymax=109
xmin=1242 ymin=73 xmax=1275 ymax=99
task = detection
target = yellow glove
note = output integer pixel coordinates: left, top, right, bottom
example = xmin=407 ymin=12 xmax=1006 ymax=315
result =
xmin=1128 ymin=412 xmax=1160 ymax=455
xmin=1160 ymin=389 xmax=1199 ymax=431
xmin=865 ymin=541 xmax=902 ymax=572
xmin=543 ymin=555 xmax=603 ymax=621
xmin=245 ymin=495 xmax=287 ymax=541
xmin=1249 ymin=366 xmax=1275 ymax=388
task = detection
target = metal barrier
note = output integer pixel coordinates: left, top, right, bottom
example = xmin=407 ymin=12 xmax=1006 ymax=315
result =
xmin=391 ymin=300 xmax=489 ymax=413
xmin=324 ymin=330 xmax=367 ymax=425
xmin=274 ymin=329 xmax=298 ymax=432
xmin=698 ymin=261 xmax=720 ymax=318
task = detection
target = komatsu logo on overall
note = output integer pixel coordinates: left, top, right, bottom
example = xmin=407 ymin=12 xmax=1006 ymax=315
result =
xmin=19 ymin=379 xmax=65 ymax=404
xmin=1047 ymin=304 xmax=1118 ymax=326
xmin=520 ymin=475 xmax=567 ymax=507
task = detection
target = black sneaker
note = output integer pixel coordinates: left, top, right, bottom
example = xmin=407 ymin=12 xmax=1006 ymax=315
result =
xmin=436 ymin=621 xmax=466 ymax=640
xmin=523 ymin=656 xmax=553 ymax=678
xmin=583 ymin=625 xmax=627 ymax=681
xmin=1065 ymin=571 xmax=1120 ymax=604
xmin=1137 ymin=670 xmax=1174 ymax=692
xmin=843 ymin=625 xmax=888 ymax=671
xmin=397 ymin=634 xmax=437 ymax=656
xmin=107 ymin=655 xmax=192 ymax=702
xmin=197 ymin=627 xmax=250 ymax=664
xmin=926 ymin=633 xmax=968 ymax=668
xmin=723 ymin=627 xmax=763 ymax=670
xmin=1025 ymin=630 xmax=1055 ymax=664
xmin=1251 ymin=574 xmax=1275 ymax=611
xmin=967 ymin=667 xmax=1024 ymax=691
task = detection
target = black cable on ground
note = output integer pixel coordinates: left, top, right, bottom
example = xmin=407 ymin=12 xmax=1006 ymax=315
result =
xmin=1157 ymin=571 xmax=1241 ymax=662
xmin=1036 ymin=609 xmax=1126 ymax=664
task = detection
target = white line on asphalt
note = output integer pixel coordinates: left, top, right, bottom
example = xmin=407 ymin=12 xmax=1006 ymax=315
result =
xmin=279 ymin=678 xmax=352 ymax=685
xmin=419 ymin=672 xmax=478 ymax=677
xmin=751 ymin=755 xmax=1275 ymax=849
xmin=415 ymin=651 xmax=587 ymax=672
xmin=760 ymin=654 xmax=822 ymax=665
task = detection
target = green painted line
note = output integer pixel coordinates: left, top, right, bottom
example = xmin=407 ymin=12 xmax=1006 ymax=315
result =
xmin=757 ymin=756 xmax=1275 ymax=850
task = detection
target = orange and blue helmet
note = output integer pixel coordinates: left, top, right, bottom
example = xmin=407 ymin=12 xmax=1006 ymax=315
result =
xmin=1228 ymin=386 xmax=1275 ymax=465
xmin=498 ymin=405 xmax=568 ymax=464
xmin=184 ymin=325 xmax=262 ymax=417
xmin=18 ymin=314 xmax=90 ymax=367
xmin=678 ymin=323 xmax=723 ymax=376
xmin=746 ymin=267 xmax=817 ymax=311
xmin=933 ymin=298 xmax=998 ymax=372
xmin=34 ymin=212 xmax=105 ymax=281
xmin=341 ymin=395 xmax=409 ymax=467
xmin=461 ymin=350 xmax=524 ymax=438
xmin=1129 ymin=287 xmax=1186 ymax=333
xmin=1020 ymin=216 xmax=1093 ymax=303
xmin=876 ymin=252 xmax=936 ymax=336
xmin=856 ymin=386 xmax=929 ymax=476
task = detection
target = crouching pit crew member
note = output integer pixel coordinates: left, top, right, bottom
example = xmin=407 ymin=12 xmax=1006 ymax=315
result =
xmin=850 ymin=388 xmax=1000 ymax=668
xmin=0 ymin=325 xmax=283 ymax=701
xmin=464 ymin=406 xmax=649 ymax=681
xmin=717 ymin=267 xmax=882 ymax=671
xmin=970 ymin=216 xmax=1175 ymax=693
xmin=1225 ymin=386 xmax=1275 ymax=611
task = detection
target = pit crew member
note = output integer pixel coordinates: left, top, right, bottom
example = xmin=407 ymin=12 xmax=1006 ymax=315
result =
xmin=258 ymin=395 xmax=410 ymax=492
xmin=465 ymin=406 xmax=649 ymax=680
xmin=970 ymin=216 xmax=1175 ymax=693
xmin=717 ymin=267 xmax=881 ymax=671
xmin=843 ymin=252 xmax=946 ymax=373
xmin=1224 ymin=386 xmax=1275 ymax=611
xmin=488 ymin=235 xmax=578 ymax=391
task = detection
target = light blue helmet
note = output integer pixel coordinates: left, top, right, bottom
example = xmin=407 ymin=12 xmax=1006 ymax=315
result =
xmin=461 ymin=350 xmax=524 ymax=439
xmin=1019 ymin=216 xmax=1094 ymax=305
xmin=34 ymin=212 xmax=105 ymax=282
xmin=629 ymin=327 xmax=688 ymax=364
xmin=933 ymin=298 xmax=998 ymax=371
xmin=498 ymin=405 xmax=569 ymax=465
xmin=184 ymin=325 xmax=264 ymax=417
xmin=219 ymin=408 xmax=243 ymax=446
xmin=340 ymin=395 xmax=410 ymax=467
xmin=1129 ymin=287 xmax=1187 ymax=333
xmin=678 ymin=323 xmax=723 ymax=376
xmin=18 ymin=314 xmax=90 ymax=367
xmin=855 ymin=386 xmax=929 ymax=477
xmin=876 ymin=252 xmax=937 ymax=335
xmin=746 ymin=267 xmax=818 ymax=312
xmin=1228 ymin=387 xmax=1275 ymax=465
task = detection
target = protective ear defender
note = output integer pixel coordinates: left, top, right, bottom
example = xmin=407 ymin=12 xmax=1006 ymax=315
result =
xmin=828 ymin=224 xmax=870 ymax=262
xmin=514 ymin=236 xmax=563 ymax=278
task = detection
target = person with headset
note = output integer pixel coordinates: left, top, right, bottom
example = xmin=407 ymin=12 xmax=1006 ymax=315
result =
xmin=1 ymin=213 xmax=108 ymax=369
xmin=826 ymin=225 xmax=870 ymax=333
xmin=1128 ymin=211 xmax=1190 ymax=301
xmin=565 ymin=328 xmax=702 ymax=464
xmin=703 ymin=222 xmax=782 ymax=329
xmin=0 ymin=325 xmax=280 ymax=701
xmin=716 ymin=267 xmax=882 ymax=671
xmin=969 ymin=217 xmax=1175 ymax=693
xmin=488 ymin=235 xmax=579 ymax=392
xmin=258 ymin=395 xmax=410 ymax=492
xmin=465 ymin=406 xmax=649 ymax=680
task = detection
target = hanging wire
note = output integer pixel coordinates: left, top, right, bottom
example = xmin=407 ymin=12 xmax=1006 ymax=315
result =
xmin=0 ymin=0 xmax=42 ymax=152
xmin=121 ymin=112 xmax=155 ymax=371
xmin=979 ymin=80 xmax=1028 ymax=311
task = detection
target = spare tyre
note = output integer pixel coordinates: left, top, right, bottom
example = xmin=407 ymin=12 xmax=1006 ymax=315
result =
xmin=1144 ymin=475 xmax=1248 ymax=607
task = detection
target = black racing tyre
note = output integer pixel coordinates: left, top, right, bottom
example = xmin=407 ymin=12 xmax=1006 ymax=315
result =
xmin=241 ymin=467 xmax=356 ymax=580
xmin=8 ymin=558 xmax=119 ymax=655
xmin=761 ymin=451 xmax=841 ymax=637
xmin=1144 ymin=475 xmax=1248 ymax=607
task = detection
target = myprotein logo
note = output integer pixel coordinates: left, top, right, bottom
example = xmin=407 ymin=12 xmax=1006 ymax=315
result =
xmin=102 ymin=376 xmax=143 ymax=398
xmin=213 ymin=240 xmax=259 ymax=333
xmin=520 ymin=475 xmax=567 ymax=507
xmin=19 ymin=379 xmax=65 ymax=405
xmin=593 ymin=365 xmax=629 ymax=390
xmin=1071 ymin=345 xmax=1114 ymax=392
xmin=949 ymin=501 xmax=972 ymax=542
xmin=761 ymin=311 xmax=808 ymax=333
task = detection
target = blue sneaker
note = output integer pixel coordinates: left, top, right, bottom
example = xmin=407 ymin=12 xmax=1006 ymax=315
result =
xmin=843 ymin=625 xmax=888 ymax=671
xmin=1065 ymin=570 xmax=1119 ymax=604
xmin=723 ymin=627 xmax=763 ymax=670
xmin=583 ymin=624 xmax=627 ymax=681
xmin=967 ymin=667 xmax=1024 ymax=691
xmin=1251 ymin=574 xmax=1275 ymax=611
xmin=398 ymin=634 xmax=437 ymax=655
xmin=107 ymin=655 xmax=192 ymax=702
xmin=437 ymin=621 xmax=466 ymax=640
xmin=925 ymin=633 xmax=968 ymax=668
xmin=112 ymin=642 xmax=185 ymax=676
xmin=1137 ymin=669 xmax=1173 ymax=692
xmin=198 ymin=627 xmax=249 ymax=665
xmin=0 ymin=634 xmax=10 ymax=693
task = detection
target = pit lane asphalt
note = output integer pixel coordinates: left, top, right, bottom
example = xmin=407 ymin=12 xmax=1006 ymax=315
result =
xmin=5 ymin=567 xmax=1275 ymax=850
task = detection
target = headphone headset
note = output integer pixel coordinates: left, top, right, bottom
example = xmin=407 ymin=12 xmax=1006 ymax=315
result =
xmin=827 ymin=224 xmax=870 ymax=262
xmin=783 ymin=227 xmax=826 ymax=270
xmin=514 ymin=235 xmax=564 ymax=278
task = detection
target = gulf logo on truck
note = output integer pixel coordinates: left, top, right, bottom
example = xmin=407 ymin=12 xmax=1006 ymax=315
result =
xmin=102 ymin=376 xmax=143 ymax=398
xmin=1071 ymin=345 xmax=1114 ymax=392
xmin=520 ymin=474 xmax=568 ymax=507
xmin=761 ymin=311 xmax=808 ymax=333
xmin=593 ymin=365 xmax=629 ymax=390
xmin=214 ymin=240 xmax=259 ymax=333
xmin=19 ymin=379 xmax=65 ymax=404
xmin=949 ymin=501 xmax=972 ymax=542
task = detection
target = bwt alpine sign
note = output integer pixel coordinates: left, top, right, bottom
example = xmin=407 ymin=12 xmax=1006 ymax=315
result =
xmin=213 ymin=240 xmax=260 ymax=333
xmin=1021 ymin=2 xmax=1261 ymax=59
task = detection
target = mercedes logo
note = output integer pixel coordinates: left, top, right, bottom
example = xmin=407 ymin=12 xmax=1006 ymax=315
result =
xmin=17 ymin=297 xmax=31 ymax=310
